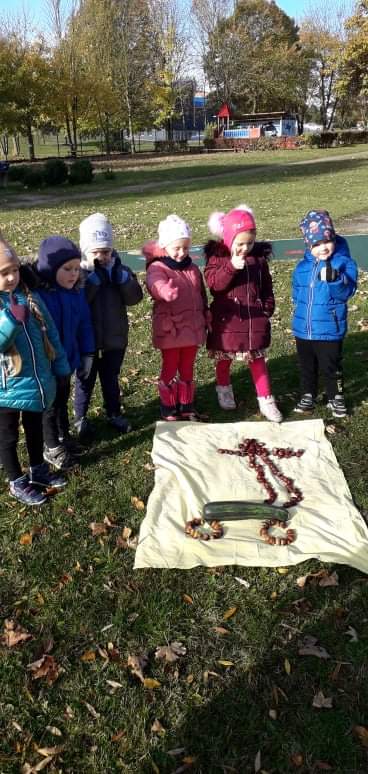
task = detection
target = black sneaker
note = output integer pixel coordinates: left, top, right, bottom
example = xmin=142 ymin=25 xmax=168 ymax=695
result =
xmin=327 ymin=395 xmax=347 ymax=418
xmin=30 ymin=462 xmax=67 ymax=490
xmin=108 ymin=414 xmax=132 ymax=433
xmin=44 ymin=445 xmax=77 ymax=470
xmin=74 ymin=417 xmax=92 ymax=439
xmin=294 ymin=393 xmax=315 ymax=413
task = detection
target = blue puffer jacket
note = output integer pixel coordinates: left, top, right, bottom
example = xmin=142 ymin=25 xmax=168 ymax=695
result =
xmin=0 ymin=289 xmax=70 ymax=412
xmin=292 ymin=236 xmax=358 ymax=341
xmin=37 ymin=286 xmax=95 ymax=372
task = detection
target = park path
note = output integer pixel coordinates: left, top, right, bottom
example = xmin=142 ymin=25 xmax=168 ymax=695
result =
xmin=1 ymin=149 xmax=368 ymax=211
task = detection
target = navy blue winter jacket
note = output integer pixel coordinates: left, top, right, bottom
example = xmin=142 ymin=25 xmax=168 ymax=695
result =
xmin=38 ymin=286 xmax=95 ymax=372
xmin=292 ymin=236 xmax=358 ymax=341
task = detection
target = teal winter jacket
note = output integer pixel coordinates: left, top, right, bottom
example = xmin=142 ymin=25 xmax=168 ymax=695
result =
xmin=0 ymin=289 xmax=70 ymax=412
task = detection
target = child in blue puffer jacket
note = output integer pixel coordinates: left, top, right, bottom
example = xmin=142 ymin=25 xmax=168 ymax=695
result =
xmin=36 ymin=236 xmax=95 ymax=469
xmin=292 ymin=209 xmax=358 ymax=418
xmin=0 ymin=234 xmax=70 ymax=506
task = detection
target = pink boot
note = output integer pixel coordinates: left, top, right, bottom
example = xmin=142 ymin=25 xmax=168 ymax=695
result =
xmin=158 ymin=380 xmax=178 ymax=420
xmin=177 ymin=380 xmax=197 ymax=420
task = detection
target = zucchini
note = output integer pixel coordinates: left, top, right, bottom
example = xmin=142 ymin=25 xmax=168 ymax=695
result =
xmin=203 ymin=500 xmax=289 ymax=523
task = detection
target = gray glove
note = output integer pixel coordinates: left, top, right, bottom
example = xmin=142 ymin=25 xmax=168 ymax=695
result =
xmin=77 ymin=354 xmax=94 ymax=380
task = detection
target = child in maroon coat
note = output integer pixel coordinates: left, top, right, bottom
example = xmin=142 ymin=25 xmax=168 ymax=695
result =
xmin=204 ymin=204 xmax=282 ymax=422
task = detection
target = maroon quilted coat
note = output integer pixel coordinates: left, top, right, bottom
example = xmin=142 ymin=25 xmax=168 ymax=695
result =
xmin=203 ymin=240 xmax=275 ymax=352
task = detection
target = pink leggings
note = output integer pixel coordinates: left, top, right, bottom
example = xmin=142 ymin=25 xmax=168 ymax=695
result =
xmin=160 ymin=346 xmax=198 ymax=383
xmin=216 ymin=356 xmax=271 ymax=398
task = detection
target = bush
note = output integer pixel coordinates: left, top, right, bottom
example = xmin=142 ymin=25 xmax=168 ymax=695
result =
xmin=43 ymin=158 xmax=68 ymax=186
xmin=203 ymin=138 xmax=216 ymax=149
xmin=8 ymin=164 xmax=29 ymax=183
xmin=203 ymin=123 xmax=215 ymax=140
xmin=68 ymin=159 xmax=94 ymax=185
xmin=154 ymin=140 xmax=188 ymax=153
xmin=23 ymin=167 xmax=45 ymax=189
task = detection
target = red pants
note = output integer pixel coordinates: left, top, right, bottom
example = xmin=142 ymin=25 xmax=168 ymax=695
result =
xmin=216 ymin=356 xmax=271 ymax=397
xmin=160 ymin=346 xmax=198 ymax=384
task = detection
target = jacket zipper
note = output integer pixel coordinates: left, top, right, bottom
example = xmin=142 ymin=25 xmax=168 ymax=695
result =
xmin=23 ymin=322 xmax=46 ymax=408
xmin=307 ymin=261 xmax=319 ymax=338
xmin=332 ymin=309 xmax=340 ymax=332
xmin=0 ymin=356 xmax=6 ymax=390
xmin=245 ymin=262 xmax=252 ymax=349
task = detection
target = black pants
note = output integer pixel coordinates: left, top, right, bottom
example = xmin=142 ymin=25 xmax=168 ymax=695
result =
xmin=43 ymin=376 xmax=71 ymax=448
xmin=0 ymin=409 xmax=44 ymax=481
xmin=295 ymin=337 xmax=343 ymax=401
xmin=74 ymin=348 xmax=125 ymax=419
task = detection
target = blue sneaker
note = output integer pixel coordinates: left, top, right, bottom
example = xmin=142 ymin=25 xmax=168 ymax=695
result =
xmin=10 ymin=474 xmax=47 ymax=506
xmin=29 ymin=462 xmax=67 ymax=490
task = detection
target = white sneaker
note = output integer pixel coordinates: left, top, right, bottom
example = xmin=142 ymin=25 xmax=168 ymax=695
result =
xmin=216 ymin=384 xmax=236 ymax=410
xmin=258 ymin=395 xmax=283 ymax=423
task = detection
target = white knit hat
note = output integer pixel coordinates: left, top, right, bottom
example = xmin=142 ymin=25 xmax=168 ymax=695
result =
xmin=79 ymin=212 xmax=113 ymax=255
xmin=158 ymin=214 xmax=191 ymax=248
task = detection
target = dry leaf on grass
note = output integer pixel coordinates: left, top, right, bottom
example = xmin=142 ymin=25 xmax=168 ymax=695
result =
xmin=345 ymin=626 xmax=358 ymax=642
xmin=130 ymin=496 xmax=145 ymax=511
xmin=298 ymin=636 xmax=330 ymax=659
xmin=127 ymin=653 xmax=148 ymax=683
xmin=353 ymin=725 xmax=368 ymax=748
xmin=151 ymin=719 xmax=165 ymax=734
xmin=116 ymin=526 xmax=138 ymax=550
xmin=223 ymin=606 xmax=237 ymax=621
xmin=254 ymin=750 xmax=261 ymax=772
xmin=155 ymin=641 xmax=186 ymax=663
xmin=45 ymin=726 xmax=62 ymax=737
xmin=89 ymin=522 xmax=108 ymax=536
xmin=22 ymin=756 xmax=54 ymax=773
xmin=80 ymin=650 xmax=96 ymax=662
xmin=284 ymin=658 xmax=291 ymax=675
xmin=1 ymin=619 xmax=32 ymax=647
xmin=84 ymin=702 xmax=100 ymax=719
xmin=143 ymin=678 xmax=161 ymax=689
xmin=312 ymin=691 xmax=333 ymax=709
xmin=296 ymin=570 xmax=338 ymax=588
xmin=290 ymin=753 xmax=304 ymax=767
xmin=27 ymin=655 xmax=61 ymax=685
xmin=182 ymin=594 xmax=193 ymax=604
xmin=318 ymin=571 xmax=339 ymax=587
xmin=234 ymin=577 xmax=250 ymax=589
xmin=217 ymin=659 xmax=234 ymax=667
xmin=212 ymin=626 xmax=229 ymax=635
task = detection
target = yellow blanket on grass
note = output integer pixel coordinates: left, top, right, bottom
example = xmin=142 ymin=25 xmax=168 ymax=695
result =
xmin=134 ymin=419 xmax=368 ymax=573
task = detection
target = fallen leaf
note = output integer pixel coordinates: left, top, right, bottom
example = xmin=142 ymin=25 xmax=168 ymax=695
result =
xmin=345 ymin=626 xmax=358 ymax=642
xmin=290 ymin=753 xmax=304 ymax=767
xmin=212 ymin=626 xmax=230 ymax=635
xmin=106 ymin=679 xmax=123 ymax=690
xmin=151 ymin=719 xmax=165 ymax=734
xmin=35 ymin=745 xmax=64 ymax=757
xmin=254 ymin=750 xmax=261 ymax=773
xmin=183 ymin=756 xmax=196 ymax=765
xmin=80 ymin=650 xmax=96 ymax=662
xmin=276 ymin=567 xmax=289 ymax=575
xmin=182 ymin=594 xmax=193 ymax=604
xmin=269 ymin=709 xmax=277 ymax=720
xmin=27 ymin=655 xmax=61 ymax=685
xmin=353 ymin=725 xmax=368 ymax=748
xmin=217 ymin=659 xmax=234 ymax=667
xmin=111 ymin=730 xmax=126 ymax=742
xmin=284 ymin=658 xmax=291 ymax=675
xmin=223 ymin=606 xmax=237 ymax=620
xmin=127 ymin=653 xmax=148 ymax=683
xmin=45 ymin=726 xmax=62 ymax=737
xmin=319 ymin=571 xmax=339 ymax=587
xmin=1 ymin=619 xmax=32 ymax=647
xmin=155 ymin=641 xmax=186 ymax=663
xmin=22 ymin=756 xmax=54 ymax=772
xmin=298 ymin=636 xmax=330 ymax=659
xmin=131 ymin=496 xmax=145 ymax=511
xmin=143 ymin=678 xmax=161 ymax=689
xmin=89 ymin=522 xmax=108 ymax=536
xmin=234 ymin=576 xmax=250 ymax=589
xmin=116 ymin=525 xmax=138 ymax=550
xmin=84 ymin=702 xmax=100 ymax=719
xmin=186 ymin=674 xmax=194 ymax=684
xmin=19 ymin=532 xmax=33 ymax=545
xmin=312 ymin=691 xmax=333 ymax=708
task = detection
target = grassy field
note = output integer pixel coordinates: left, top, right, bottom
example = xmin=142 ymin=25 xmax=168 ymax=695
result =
xmin=1 ymin=151 xmax=368 ymax=773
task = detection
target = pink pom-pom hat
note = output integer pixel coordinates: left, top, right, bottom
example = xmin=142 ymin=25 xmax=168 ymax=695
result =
xmin=208 ymin=204 xmax=256 ymax=249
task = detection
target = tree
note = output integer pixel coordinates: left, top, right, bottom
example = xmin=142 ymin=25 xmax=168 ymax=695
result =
xmin=202 ymin=0 xmax=302 ymax=112
xmin=337 ymin=0 xmax=368 ymax=114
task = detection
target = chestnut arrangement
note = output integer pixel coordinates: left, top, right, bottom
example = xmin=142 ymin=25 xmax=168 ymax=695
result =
xmin=184 ymin=518 xmax=224 ymax=540
xmin=260 ymin=518 xmax=296 ymax=545
xmin=218 ymin=438 xmax=305 ymax=507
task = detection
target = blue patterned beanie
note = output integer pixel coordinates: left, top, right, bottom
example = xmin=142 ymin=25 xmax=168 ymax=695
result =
xmin=299 ymin=210 xmax=336 ymax=248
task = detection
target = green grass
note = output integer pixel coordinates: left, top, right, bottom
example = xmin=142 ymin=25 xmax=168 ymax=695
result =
xmin=1 ymin=153 xmax=368 ymax=773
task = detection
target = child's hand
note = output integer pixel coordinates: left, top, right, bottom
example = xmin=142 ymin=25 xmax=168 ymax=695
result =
xmin=319 ymin=262 xmax=339 ymax=282
xmin=230 ymin=254 xmax=245 ymax=270
xmin=116 ymin=266 xmax=130 ymax=284
xmin=162 ymin=278 xmax=179 ymax=302
xmin=9 ymin=293 xmax=29 ymax=323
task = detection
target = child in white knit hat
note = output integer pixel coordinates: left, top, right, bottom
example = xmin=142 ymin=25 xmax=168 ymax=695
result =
xmin=74 ymin=213 xmax=143 ymax=436
xmin=143 ymin=214 xmax=209 ymax=420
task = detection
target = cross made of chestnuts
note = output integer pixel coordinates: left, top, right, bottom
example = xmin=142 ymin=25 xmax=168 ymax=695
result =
xmin=218 ymin=438 xmax=305 ymax=508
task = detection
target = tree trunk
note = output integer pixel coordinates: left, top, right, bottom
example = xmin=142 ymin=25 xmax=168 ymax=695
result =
xmin=26 ymin=120 xmax=35 ymax=162
xmin=126 ymin=96 xmax=136 ymax=154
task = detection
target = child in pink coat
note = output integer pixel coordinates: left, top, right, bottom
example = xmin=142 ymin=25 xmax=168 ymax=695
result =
xmin=143 ymin=215 xmax=208 ymax=420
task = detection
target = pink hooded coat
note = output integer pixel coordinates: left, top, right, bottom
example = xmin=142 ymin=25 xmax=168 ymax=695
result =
xmin=144 ymin=241 xmax=208 ymax=350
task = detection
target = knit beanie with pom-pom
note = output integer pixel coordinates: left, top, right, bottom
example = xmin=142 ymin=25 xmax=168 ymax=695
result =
xmin=208 ymin=205 xmax=256 ymax=250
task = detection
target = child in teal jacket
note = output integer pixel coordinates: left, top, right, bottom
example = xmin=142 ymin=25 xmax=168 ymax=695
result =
xmin=0 ymin=234 xmax=70 ymax=505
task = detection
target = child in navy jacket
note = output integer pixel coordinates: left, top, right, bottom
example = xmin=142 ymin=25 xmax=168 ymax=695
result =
xmin=292 ymin=210 xmax=358 ymax=417
xmin=36 ymin=236 xmax=95 ymax=468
